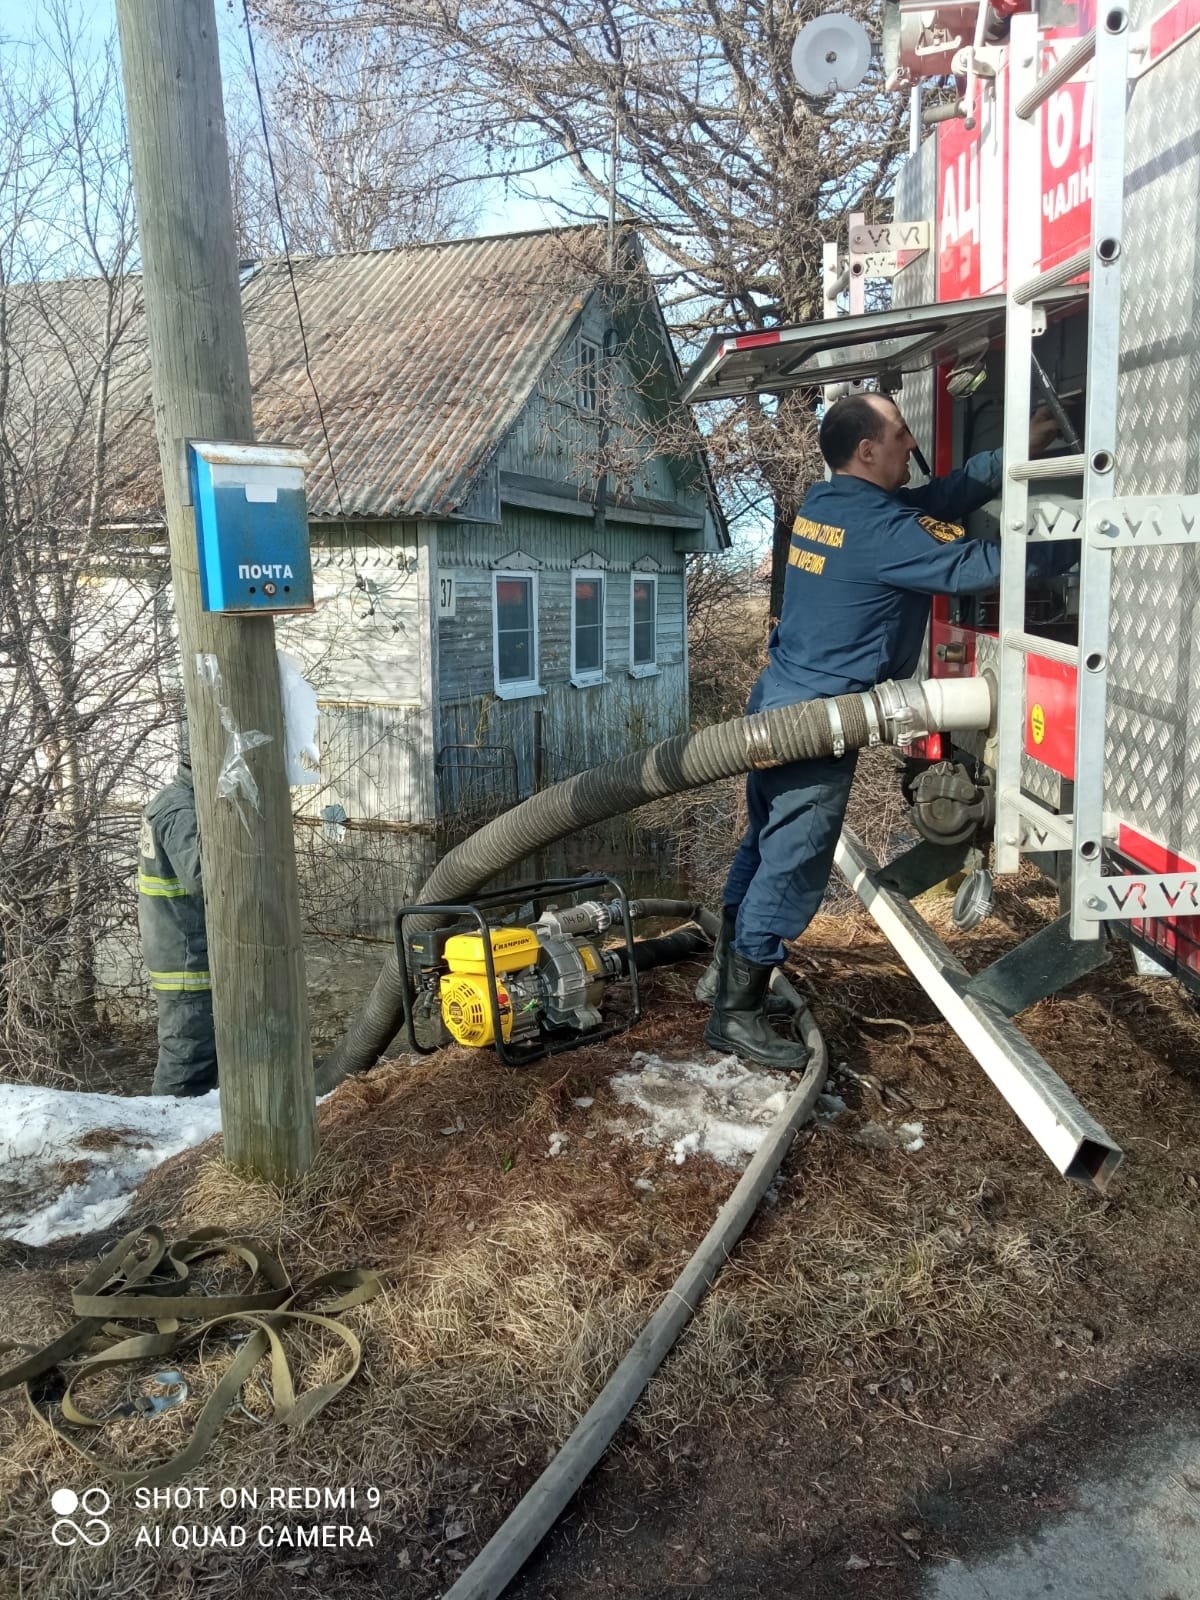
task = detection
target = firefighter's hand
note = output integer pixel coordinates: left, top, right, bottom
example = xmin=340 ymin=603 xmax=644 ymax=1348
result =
xmin=1028 ymin=404 xmax=1060 ymax=457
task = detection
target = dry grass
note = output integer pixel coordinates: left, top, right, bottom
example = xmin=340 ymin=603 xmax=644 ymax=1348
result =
xmin=3 ymin=890 xmax=1200 ymax=1599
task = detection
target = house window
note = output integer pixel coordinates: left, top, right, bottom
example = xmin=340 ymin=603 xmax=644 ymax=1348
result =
xmin=571 ymin=571 xmax=605 ymax=686
xmin=578 ymin=336 xmax=599 ymax=411
xmin=493 ymin=571 xmax=541 ymax=698
xmin=630 ymin=573 xmax=658 ymax=677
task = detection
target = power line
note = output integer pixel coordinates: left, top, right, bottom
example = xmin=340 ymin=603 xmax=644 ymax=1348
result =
xmin=241 ymin=1 xmax=350 ymax=525
xmin=240 ymin=1 xmax=408 ymax=633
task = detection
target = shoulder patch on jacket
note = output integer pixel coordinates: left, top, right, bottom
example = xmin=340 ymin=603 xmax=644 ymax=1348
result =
xmin=916 ymin=514 xmax=966 ymax=544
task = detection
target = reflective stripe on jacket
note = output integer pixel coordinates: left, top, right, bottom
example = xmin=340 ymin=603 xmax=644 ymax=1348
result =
xmin=137 ymin=767 xmax=209 ymax=994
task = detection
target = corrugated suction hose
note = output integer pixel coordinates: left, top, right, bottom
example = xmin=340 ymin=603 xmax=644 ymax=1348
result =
xmin=314 ymin=676 xmax=992 ymax=1093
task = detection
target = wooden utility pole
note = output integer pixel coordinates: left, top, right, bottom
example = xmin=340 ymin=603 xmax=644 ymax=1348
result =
xmin=116 ymin=0 xmax=315 ymax=1179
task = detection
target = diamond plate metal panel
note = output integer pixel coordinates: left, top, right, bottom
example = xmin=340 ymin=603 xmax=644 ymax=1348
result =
xmin=1021 ymin=750 xmax=1065 ymax=809
xmin=1108 ymin=29 xmax=1200 ymax=858
xmin=893 ymin=136 xmax=939 ymax=478
xmin=953 ymin=631 xmax=1064 ymax=807
xmin=893 ymin=137 xmax=937 ymax=310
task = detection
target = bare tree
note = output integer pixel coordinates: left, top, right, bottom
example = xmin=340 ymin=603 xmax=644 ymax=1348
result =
xmin=0 ymin=5 xmax=177 ymax=1072
xmin=224 ymin=23 xmax=482 ymax=257
xmin=249 ymin=0 xmax=904 ymax=590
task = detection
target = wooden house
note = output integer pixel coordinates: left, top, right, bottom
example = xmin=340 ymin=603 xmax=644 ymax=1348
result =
xmin=22 ymin=225 xmax=726 ymax=931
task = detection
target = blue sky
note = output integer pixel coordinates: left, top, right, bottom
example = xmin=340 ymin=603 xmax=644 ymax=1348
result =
xmin=4 ymin=0 xmax=586 ymax=239
xmin=214 ymin=0 xmax=584 ymax=237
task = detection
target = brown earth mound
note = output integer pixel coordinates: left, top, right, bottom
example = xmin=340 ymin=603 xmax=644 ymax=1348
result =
xmin=2 ymin=879 xmax=1199 ymax=1600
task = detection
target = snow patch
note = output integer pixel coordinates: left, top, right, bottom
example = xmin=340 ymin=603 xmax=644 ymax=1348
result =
xmin=608 ymin=1051 xmax=792 ymax=1170
xmin=0 ymin=1084 xmax=223 ymax=1246
xmin=547 ymin=1131 xmax=569 ymax=1158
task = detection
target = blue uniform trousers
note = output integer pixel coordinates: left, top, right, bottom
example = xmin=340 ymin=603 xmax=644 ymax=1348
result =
xmin=722 ymin=750 xmax=859 ymax=968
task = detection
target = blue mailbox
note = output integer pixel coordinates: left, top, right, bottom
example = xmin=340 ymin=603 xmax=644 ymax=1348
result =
xmin=188 ymin=440 xmax=315 ymax=614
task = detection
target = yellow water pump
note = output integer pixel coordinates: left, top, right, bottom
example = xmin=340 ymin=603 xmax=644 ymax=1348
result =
xmin=398 ymin=876 xmax=637 ymax=1064
xmin=438 ymin=924 xmax=609 ymax=1048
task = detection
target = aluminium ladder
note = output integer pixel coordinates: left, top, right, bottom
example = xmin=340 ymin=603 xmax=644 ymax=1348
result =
xmin=994 ymin=7 xmax=1130 ymax=937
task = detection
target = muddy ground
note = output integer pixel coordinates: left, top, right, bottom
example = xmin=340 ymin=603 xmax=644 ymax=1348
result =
xmin=2 ymin=872 xmax=1199 ymax=1600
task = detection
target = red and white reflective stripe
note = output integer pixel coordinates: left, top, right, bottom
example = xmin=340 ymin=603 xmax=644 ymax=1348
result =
xmin=1138 ymin=0 xmax=1200 ymax=73
xmin=729 ymin=331 xmax=783 ymax=351
xmin=1116 ymin=823 xmax=1195 ymax=877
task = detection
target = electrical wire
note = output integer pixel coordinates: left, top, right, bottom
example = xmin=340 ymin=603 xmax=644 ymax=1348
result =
xmin=241 ymin=0 xmax=350 ymax=525
xmin=239 ymin=2 xmax=410 ymax=634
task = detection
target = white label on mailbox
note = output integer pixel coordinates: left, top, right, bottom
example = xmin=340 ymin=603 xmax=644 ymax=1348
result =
xmin=438 ymin=572 xmax=456 ymax=617
xmin=212 ymin=463 xmax=304 ymax=492
xmin=244 ymin=483 xmax=279 ymax=503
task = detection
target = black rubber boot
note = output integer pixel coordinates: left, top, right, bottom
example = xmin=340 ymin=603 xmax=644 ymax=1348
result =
xmin=695 ymin=909 xmax=792 ymax=1016
xmin=703 ymin=943 xmax=809 ymax=1071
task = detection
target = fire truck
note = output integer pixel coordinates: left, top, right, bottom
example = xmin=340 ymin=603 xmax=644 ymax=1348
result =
xmin=681 ymin=0 xmax=1200 ymax=1192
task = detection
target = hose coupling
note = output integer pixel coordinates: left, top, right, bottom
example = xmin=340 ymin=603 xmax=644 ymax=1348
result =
xmin=864 ymin=675 xmax=995 ymax=749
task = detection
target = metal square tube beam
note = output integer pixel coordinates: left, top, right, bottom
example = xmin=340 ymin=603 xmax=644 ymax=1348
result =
xmin=835 ymin=827 xmax=1123 ymax=1192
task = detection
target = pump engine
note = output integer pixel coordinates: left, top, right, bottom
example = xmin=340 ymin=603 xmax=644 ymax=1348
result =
xmin=397 ymin=876 xmax=641 ymax=1064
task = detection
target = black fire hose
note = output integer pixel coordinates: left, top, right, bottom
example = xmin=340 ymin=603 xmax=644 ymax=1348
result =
xmin=627 ymin=898 xmax=718 ymax=928
xmin=615 ymin=924 xmax=712 ymax=975
xmin=440 ymin=994 xmax=827 ymax=1600
xmin=315 ymin=677 xmax=991 ymax=1093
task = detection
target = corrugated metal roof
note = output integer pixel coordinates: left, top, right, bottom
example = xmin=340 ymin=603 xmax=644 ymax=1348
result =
xmin=7 ymin=226 xmax=622 ymax=525
xmin=243 ymin=227 xmax=609 ymax=519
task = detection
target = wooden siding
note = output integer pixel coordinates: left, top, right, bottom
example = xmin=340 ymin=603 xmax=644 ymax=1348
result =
xmin=437 ymin=510 xmax=685 ymax=576
xmin=307 ymin=701 xmax=428 ymax=822
xmin=277 ymin=522 xmax=424 ymax=704
xmin=438 ymin=665 xmax=688 ymax=813
xmin=497 ymin=297 xmax=689 ymax=510
xmin=279 ymin=521 xmax=439 ymax=830
xmin=435 ymin=508 xmax=687 ymax=806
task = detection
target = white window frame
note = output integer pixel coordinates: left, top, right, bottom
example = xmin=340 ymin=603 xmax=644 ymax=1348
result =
xmin=570 ymin=569 xmax=607 ymax=688
xmin=629 ymin=572 xmax=659 ymax=678
xmin=577 ymin=335 xmax=599 ymax=411
xmin=492 ymin=570 xmax=543 ymax=700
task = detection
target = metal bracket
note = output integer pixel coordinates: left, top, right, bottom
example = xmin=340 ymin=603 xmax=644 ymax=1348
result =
xmin=951 ymin=42 xmax=1005 ymax=77
xmin=1028 ymin=496 xmax=1083 ymax=542
xmin=848 ymin=219 xmax=931 ymax=281
xmin=877 ymin=838 xmax=983 ymax=900
xmin=837 ymin=826 xmax=1122 ymax=1190
xmin=1075 ymin=868 xmax=1200 ymax=921
xmin=967 ymin=914 xmax=1110 ymax=1016
xmin=1089 ymin=495 xmax=1200 ymax=548
xmin=1003 ymin=789 xmax=1074 ymax=852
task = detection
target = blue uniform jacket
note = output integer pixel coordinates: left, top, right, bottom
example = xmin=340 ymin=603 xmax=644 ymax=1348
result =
xmin=755 ymin=449 xmax=1078 ymax=708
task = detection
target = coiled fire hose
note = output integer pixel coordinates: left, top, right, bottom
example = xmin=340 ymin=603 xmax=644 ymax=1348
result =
xmin=312 ymin=677 xmax=991 ymax=1595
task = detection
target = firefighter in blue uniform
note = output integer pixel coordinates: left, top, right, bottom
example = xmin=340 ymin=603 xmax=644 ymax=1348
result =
xmin=137 ymin=758 xmax=217 ymax=1096
xmin=705 ymin=391 xmax=1073 ymax=1070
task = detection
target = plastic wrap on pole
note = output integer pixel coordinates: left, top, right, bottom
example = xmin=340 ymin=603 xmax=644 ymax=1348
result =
xmin=195 ymin=652 xmax=271 ymax=835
